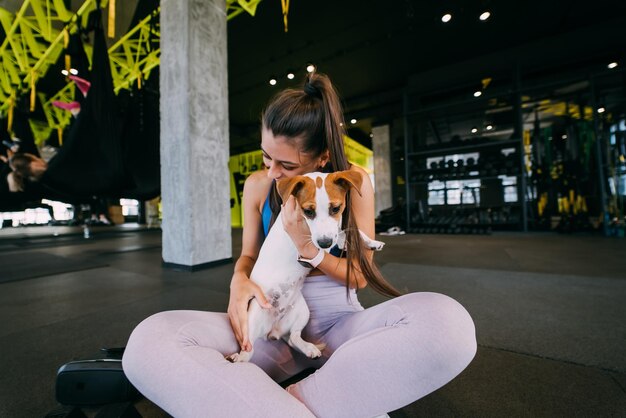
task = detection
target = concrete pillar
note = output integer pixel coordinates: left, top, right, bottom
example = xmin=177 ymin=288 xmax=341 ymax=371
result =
xmin=160 ymin=0 xmax=232 ymax=269
xmin=372 ymin=125 xmax=393 ymax=217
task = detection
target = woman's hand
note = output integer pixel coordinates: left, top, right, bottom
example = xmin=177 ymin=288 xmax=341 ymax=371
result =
xmin=281 ymin=195 xmax=318 ymax=258
xmin=227 ymin=272 xmax=272 ymax=352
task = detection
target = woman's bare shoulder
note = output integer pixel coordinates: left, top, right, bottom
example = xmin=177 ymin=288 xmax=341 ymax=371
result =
xmin=244 ymin=170 xmax=273 ymax=205
xmin=246 ymin=170 xmax=272 ymax=186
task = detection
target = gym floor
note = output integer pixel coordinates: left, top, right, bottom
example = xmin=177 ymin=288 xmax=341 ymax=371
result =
xmin=1 ymin=225 xmax=625 ymax=417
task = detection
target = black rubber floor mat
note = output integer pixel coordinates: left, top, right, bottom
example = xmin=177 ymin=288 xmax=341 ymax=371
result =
xmin=0 ymin=251 xmax=107 ymax=283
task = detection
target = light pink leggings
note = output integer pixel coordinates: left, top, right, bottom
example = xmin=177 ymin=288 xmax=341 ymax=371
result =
xmin=123 ymin=275 xmax=476 ymax=417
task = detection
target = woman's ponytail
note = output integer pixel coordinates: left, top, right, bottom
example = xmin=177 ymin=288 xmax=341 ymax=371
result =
xmin=303 ymin=73 xmax=348 ymax=172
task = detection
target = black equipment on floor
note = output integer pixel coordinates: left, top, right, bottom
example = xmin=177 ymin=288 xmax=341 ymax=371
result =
xmin=55 ymin=347 xmax=139 ymax=407
xmin=56 ymin=358 xmax=139 ymax=407
xmin=44 ymin=405 xmax=88 ymax=418
xmin=45 ymin=403 xmax=141 ymax=418
xmin=375 ymin=203 xmax=407 ymax=233
xmin=95 ymin=402 xmax=142 ymax=418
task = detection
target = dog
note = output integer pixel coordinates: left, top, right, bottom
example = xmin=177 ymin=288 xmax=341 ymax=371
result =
xmin=226 ymin=170 xmax=384 ymax=363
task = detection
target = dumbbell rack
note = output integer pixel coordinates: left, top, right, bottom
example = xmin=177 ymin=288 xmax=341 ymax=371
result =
xmin=404 ymin=138 xmax=527 ymax=234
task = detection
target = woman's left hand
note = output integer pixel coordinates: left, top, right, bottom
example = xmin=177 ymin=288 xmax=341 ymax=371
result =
xmin=281 ymin=195 xmax=318 ymax=258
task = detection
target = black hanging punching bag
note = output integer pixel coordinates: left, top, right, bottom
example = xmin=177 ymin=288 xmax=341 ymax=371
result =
xmin=42 ymin=7 xmax=126 ymax=199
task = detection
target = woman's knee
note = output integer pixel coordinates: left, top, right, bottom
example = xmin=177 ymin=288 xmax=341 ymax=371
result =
xmin=126 ymin=311 xmax=173 ymax=346
xmin=123 ymin=311 xmax=180 ymax=378
xmin=399 ymin=292 xmax=477 ymax=365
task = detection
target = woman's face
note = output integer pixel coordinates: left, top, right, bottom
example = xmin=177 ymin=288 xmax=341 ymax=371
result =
xmin=261 ymin=126 xmax=328 ymax=180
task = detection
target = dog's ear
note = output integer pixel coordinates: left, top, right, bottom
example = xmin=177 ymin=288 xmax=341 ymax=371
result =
xmin=276 ymin=176 xmax=307 ymax=203
xmin=329 ymin=170 xmax=363 ymax=197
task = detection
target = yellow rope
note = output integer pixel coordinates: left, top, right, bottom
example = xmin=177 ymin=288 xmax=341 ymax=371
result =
xmin=63 ymin=28 xmax=70 ymax=74
xmin=108 ymin=0 xmax=116 ymax=38
xmin=30 ymin=69 xmax=36 ymax=111
xmin=8 ymin=93 xmax=15 ymax=133
xmin=281 ymin=0 xmax=289 ymax=32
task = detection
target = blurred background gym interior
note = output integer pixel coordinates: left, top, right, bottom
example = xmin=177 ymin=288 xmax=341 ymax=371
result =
xmin=1 ymin=1 xmax=625 ymax=416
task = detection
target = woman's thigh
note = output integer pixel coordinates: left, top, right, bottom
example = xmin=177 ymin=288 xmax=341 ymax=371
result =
xmin=123 ymin=310 xmax=318 ymax=417
xmin=126 ymin=310 xmax=316 ymax=382
xmin=288 ymin=292 xmax=477 ymax=418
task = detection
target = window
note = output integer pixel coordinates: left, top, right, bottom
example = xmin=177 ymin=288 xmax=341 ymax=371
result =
xmin=120 ymin=199 xmax=139 ymax=216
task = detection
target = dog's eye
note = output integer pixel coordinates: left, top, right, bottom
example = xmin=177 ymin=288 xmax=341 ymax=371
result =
xmin=303 ymin=208 xmax=315 ymax=218
xmin=330 ymin=205 xmax=341 ymax=215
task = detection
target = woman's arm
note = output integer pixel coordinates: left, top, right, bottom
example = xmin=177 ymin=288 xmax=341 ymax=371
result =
xmin=282 ymin=166 xmax=376 ymax=289
xmin=227 ymin=171 xmax=273 ymax=352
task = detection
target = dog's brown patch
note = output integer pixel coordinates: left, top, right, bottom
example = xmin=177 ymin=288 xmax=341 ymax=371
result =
xmin=276 ymin=176 xmax=318 ymax=216
xmin=325 ymin=171 xmax=363 ymax=200
xmin=276 ymin=176 xmax=311 ymax=201
xmin=296 ymin=177 xmax=318 ymax=213
xmin=324 ymin=171 xmax=364 ymax=219
xmin=315 ymin=176 xmax=323 ymax=189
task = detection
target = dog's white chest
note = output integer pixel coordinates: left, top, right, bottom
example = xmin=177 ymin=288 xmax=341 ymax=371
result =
xmin=250 ymin=213 xmax=310 ymax=310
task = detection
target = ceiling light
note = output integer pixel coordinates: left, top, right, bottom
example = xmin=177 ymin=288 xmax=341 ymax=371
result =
xmin=485 ymin=124 xmax=493 ymax=131
xmin=471 ymin=127 xmax=478 ymax=134
xmin=269 ymin=78 xmax=277 ymax=86
xmin=61 ymin=69 xmax=69 ymax=76
xmin=608 ymin=62 xmax=618 ymax=69
xmin=441 ymin=13 xmax=452 ymax=23
xmin=562 ymin=134 xmax=568 ymax=139
xmin=350 ymin=118 xmax=357 ymax=124
xmin=306 ymin=64 xmax=316 ymax=73
xmin=597 ymin=107 xmax=606 ymax=114
xmin=479 ymin=11 xmax=491 ymax=21
xmin=287 ymin=72 xmax=295 ymax=80
xmin=69 ymin=68 xmax=78 ymax=75
xmin=473 ymin=90 xmax=482 ymax=97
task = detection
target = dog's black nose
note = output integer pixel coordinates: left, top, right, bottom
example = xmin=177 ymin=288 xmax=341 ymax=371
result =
xmin=317 ymin=237 xmax=333 ymax=249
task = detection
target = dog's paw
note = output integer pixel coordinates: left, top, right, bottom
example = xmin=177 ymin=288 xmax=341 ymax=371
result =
xmin=225 ymin=351 xmax=252 ymax=363
xmin=338 ymin=230 xmax=385 ymax=251
xmin=359 ymin=230 xmax=385 ymax=251
xmin=303 ymin=342 xmax=325 ymax=359
xmin=366 ymin=239 xmax=385 ymax=251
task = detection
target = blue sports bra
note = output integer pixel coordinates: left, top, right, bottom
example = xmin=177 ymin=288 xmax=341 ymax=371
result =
xmin=261 ymin=191 xmax=272 ymax=237
xmin=261 ymin=188 xmax=343 ymax=257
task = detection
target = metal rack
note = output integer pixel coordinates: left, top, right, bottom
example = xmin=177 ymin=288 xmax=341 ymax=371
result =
xmin=404 ymin=139 xmax=527 ymax=234
xmin=401 ymin=80 xmax=530 ymax=234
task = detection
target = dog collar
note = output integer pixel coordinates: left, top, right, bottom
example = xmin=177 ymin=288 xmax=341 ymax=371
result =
xmin=297 ymin=249 xmax=324 ymax=269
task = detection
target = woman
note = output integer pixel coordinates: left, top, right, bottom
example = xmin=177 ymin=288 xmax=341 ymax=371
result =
xmin=123 ymin=73 xmax=476 ymax=417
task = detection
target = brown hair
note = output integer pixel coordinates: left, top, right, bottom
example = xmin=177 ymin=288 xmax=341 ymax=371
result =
xmin=262 ymin=72 xmax=400 ymax=298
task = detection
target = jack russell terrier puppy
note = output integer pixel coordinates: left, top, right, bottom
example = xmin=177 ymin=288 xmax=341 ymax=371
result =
xmin=226 ymin=170 xmax=384 ymax=363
